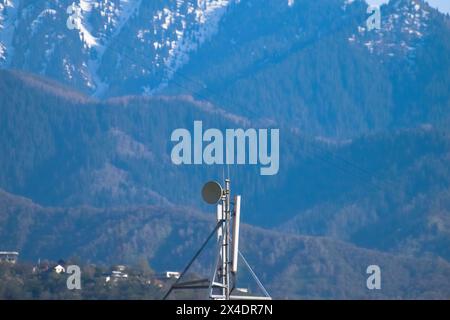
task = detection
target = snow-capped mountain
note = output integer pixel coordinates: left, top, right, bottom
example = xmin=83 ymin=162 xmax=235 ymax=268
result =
xmin=0 ymin=0 xmax=447 ymax=98
xmin=0 ymin=0 xmax=236 ymax=96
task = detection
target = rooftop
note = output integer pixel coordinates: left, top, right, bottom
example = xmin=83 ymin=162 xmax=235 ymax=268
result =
xmin=0 ymin=251 xmax=19 ymax=255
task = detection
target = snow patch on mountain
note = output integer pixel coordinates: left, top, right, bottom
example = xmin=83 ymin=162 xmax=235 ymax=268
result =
xmin=75 ymin=0 xmax=142 ymax=96
xmin=346 ymin=0 xmax=450 ymax=14
xmin=0 ymin=0 xmax=20 ymax=67
xmin=147 ymin=0 xmax=234 ymax=94
xmin=77 ymin=1 xmax=99 ymax=48
xmin=30 ymin=8 xmax=56 ymax=36
xmin=348 ymin=0 xmax=430 ymax=58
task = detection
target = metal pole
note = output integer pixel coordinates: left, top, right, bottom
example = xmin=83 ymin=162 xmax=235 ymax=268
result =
xmin=221 ymin=200 xmax=226 ymax=299
xmin=224 ymin=179 xmax=231 ymax=300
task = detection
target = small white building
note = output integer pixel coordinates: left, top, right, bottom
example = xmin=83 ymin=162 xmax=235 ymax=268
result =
xmin=156 ymin=271 xmax=180 ymax=280
xmin=0 ymin=251 xmax=19 ymax=264
xmin=165 ymin=271 xmax=180 ymax=279
xmin=115 ymin=265 xmax=126 ymax=272
xmin=105 ymin=267 xmax=129 ymax=283
xmin=54 ymin=265 xmax=66 ymax=274
xmin=111 ymin=270 xmax=128 ymax=279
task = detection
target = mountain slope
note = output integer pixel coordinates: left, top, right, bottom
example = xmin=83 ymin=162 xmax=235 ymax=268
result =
xmin=1 ymin=69 xmax=450 ymax=265
xmin=0 ymin=69 xmax=254 ymax=208
xmin=276 ymin=129 xmax=450 ymax=261
xmin=1 ymin=189 xmax=450 ymax=299
xmin=1 ymin=0 xmax=449 ymax=138
xmin=0 ymin=0 xmax=237 ymax=96
xmin=168 ymin=0 xmax=450 ymax=138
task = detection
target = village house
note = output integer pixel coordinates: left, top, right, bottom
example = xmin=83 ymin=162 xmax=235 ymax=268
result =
xmin=0 ymin=251 xmax=19 ymax=264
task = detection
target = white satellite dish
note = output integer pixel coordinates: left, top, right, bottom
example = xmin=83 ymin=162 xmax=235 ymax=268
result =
xmin=202 ymin=181 xmax=223 ymax=204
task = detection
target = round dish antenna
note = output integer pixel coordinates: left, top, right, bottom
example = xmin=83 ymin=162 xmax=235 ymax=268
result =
xmin=202 ymin=181 xmax=223 ymax=204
